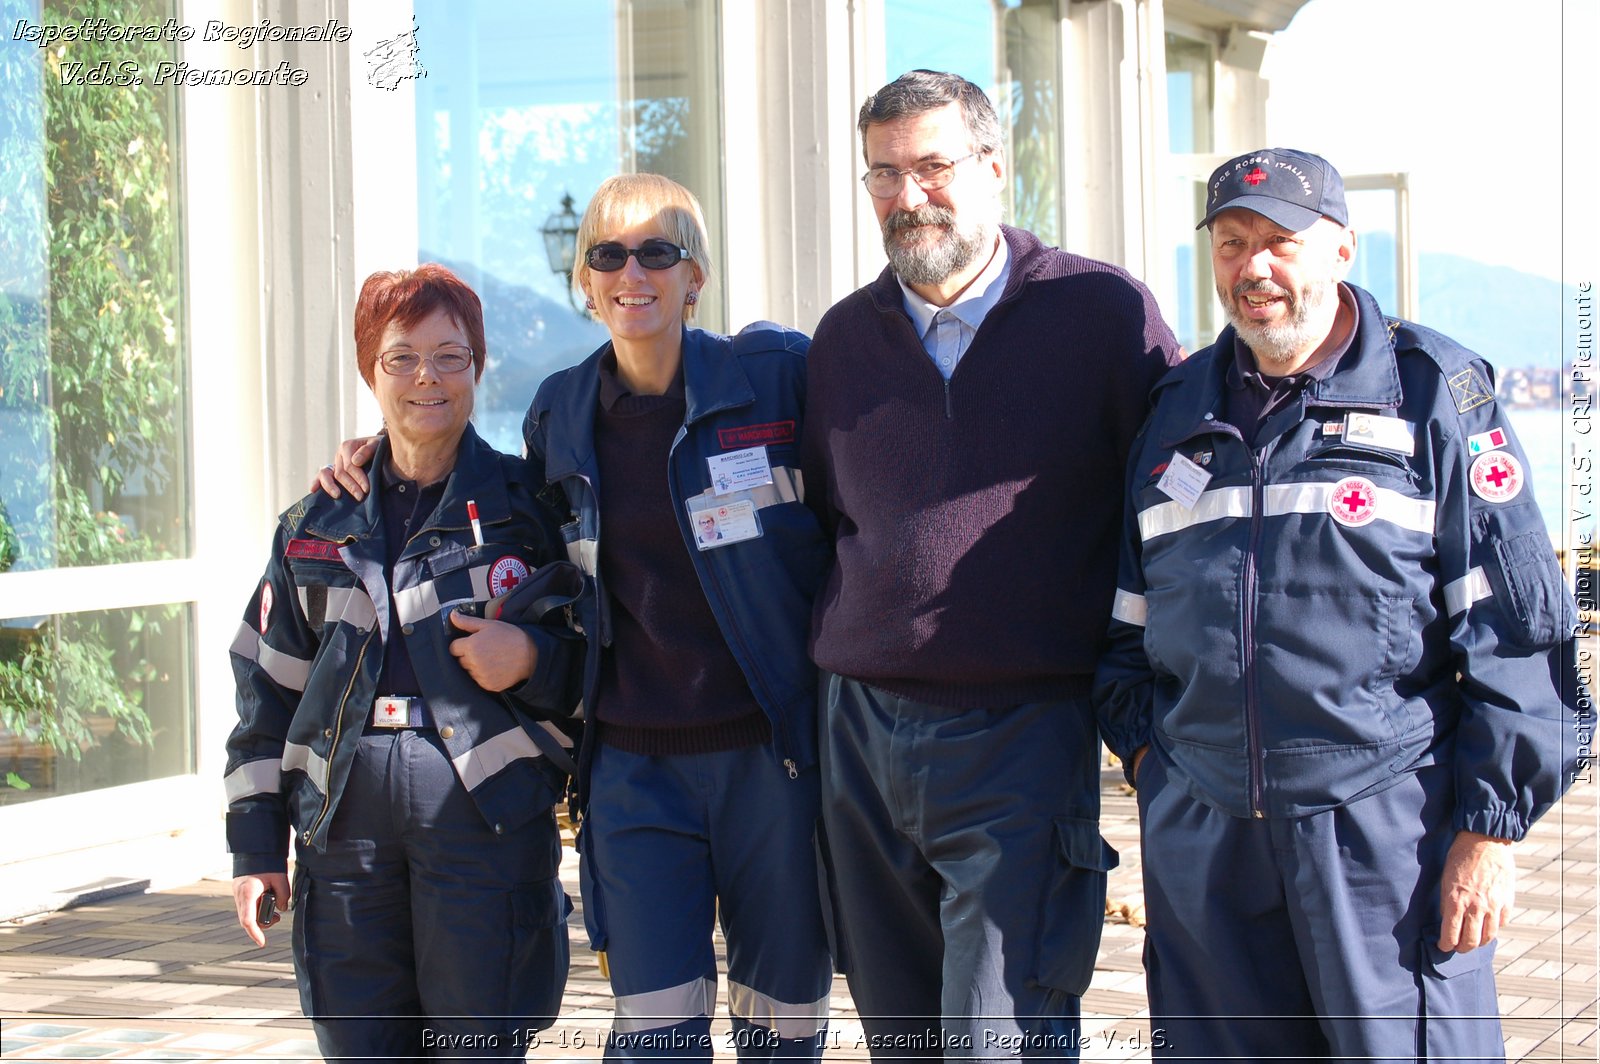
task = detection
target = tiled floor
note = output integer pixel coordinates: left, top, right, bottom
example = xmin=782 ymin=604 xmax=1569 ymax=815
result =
xmin=2 ymin=770 xmax=1594 ymax=1061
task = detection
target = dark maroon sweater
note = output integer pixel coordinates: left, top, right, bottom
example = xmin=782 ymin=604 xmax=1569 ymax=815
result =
xmin=800 ymin=225 xmax=1182 ymax=708
xmin=591 ymin=360 xmax=769 ymax=754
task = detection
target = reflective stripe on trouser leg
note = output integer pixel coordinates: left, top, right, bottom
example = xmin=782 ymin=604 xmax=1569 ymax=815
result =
xmin=587 ymin=741 xmax=833 ymax=1061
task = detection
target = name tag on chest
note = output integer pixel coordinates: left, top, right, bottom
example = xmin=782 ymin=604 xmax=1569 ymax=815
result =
xmin=1339 ymin=413 xmax=1414 ymax=455
xmin=687 ymin=494 xmax=763 ymax=549
xmin=707 ymin=446 xmax=773 ymax=495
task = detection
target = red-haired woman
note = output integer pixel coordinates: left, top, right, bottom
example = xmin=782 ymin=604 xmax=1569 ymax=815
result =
xmin=223 ymin=264 xmax=582 ymax=1060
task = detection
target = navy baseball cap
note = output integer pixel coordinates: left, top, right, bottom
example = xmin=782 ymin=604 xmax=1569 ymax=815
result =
xmin=1197 ymin=148 xmax=1348 ymax=231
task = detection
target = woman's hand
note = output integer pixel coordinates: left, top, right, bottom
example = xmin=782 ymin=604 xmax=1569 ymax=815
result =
xmin=233 ymin=872 xmax=291 ymax=948
xmin=449 ymin=614 xmax=539 ymax=691
xmin=309 ymin=436 xmax=382 ymax=500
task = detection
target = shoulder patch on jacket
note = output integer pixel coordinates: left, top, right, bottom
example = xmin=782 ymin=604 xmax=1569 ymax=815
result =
xmin=1388 ymin=319 xmax=1499 ymax=414
xmin=1447 ymin=368 xmax=1495 ymax=414
xmin=285 ymin=537 xmax=344 ymax=562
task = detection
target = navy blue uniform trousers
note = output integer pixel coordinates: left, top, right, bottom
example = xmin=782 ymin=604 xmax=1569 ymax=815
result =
xmin=1139 ymin=753 xmax=1504 ymax=1062
xmin=820 ymin=674 xmax=1116 ymax=1060
xmin=291 ymin=729 xmax=569 ymax=1061
xmin=580 ymin=741 xmax=832 ymax=1062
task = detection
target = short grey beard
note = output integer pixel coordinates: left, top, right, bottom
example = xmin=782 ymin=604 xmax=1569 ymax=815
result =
xmin=883 ymin=205 xmax=993 ymax=287
xmin=1222 ymin=277 xmax=1334 ymax=367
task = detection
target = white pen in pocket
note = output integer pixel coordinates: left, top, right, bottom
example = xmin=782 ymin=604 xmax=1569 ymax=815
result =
xmin=467 ymin=500 xmax=484 ymax=546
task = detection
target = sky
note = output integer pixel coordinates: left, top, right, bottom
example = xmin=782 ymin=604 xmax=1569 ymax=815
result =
xmin=1263 ymin=0 xmax=1596 ymax=288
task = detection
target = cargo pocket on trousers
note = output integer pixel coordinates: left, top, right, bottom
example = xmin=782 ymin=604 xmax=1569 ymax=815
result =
xmin=1035 ymin=815 xmax=1119 ymax=995
xmin=1417 ymin=938 xmax=1501 ymax=1061
xmin=508 ymin=876 xmax=572 ymax=1029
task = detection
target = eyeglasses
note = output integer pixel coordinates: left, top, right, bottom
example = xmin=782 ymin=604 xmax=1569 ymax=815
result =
xmin=585 ymin=239 xmax=691 ymax=272
xmin=860 ymin=152 xmax=981 ymax=199
xmin=378 ymin=345 xmax=475 ymax=376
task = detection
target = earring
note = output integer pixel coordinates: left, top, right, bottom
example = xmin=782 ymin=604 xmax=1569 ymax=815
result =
xmin=685 ymin=292 xmax=698 ymax=306
xmin=584 ymin=298 xmax=596 ymax=311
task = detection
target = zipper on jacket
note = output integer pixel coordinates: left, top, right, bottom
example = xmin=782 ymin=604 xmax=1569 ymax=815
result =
xmin=1243 ymin=447 xmax=1267 ymax=818
xmin=304 ymin=625 xmax=376 ymax=844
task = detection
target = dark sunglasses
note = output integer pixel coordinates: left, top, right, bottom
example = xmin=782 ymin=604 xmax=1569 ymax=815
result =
xmin=585 ymin=239 xmax=690 ymax=272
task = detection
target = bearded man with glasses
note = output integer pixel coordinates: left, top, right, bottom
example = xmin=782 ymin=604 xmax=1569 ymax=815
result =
xmin=798 ymin=69 xmax=1183 ymax=1059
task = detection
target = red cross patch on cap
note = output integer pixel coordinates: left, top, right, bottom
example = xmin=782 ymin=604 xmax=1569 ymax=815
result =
xmin=1328 ymin=476 xmax=1380 ymax=527
xmin=1470 ymin=450 xmax=1523 ymax=503
xmin=488 ymin=555 xmax=531 ymax=597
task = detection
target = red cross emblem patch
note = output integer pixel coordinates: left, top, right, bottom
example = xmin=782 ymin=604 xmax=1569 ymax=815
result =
xmin=1470 ymin=450 xmax=1524 ymax=503
xmin=1328 ymin=476 xmax=1379 ymax=527
xmin=258 ymin=581 xmax=274 ymax=634
xmin=1244 ymin=167 xmax=1268 ymax=186
xmin=488 ymin=555 xmax=531 ymax=597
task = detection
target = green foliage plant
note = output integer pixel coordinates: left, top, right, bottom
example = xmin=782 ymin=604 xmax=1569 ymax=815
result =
xmin=0 ymin=0 xmax=187 ymax=796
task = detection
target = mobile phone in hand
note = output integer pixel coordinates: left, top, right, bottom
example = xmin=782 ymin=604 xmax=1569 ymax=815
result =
xmin=256 ymin=889 xmax=278 ymax=928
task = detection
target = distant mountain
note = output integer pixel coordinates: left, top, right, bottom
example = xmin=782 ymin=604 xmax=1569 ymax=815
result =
xmin=421 ymin=249 xmax=609 ymax=419
xmin=1354 ymin=233 xmax=1575 ymax=370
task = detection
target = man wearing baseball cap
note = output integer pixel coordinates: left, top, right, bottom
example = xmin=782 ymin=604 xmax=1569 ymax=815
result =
xmin=1096 ymin=148 xmax=1585 ymax=1059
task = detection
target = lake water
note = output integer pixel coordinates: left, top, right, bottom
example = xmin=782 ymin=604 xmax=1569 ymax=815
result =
xmin=475 ymin=405 xmax=1593 ymax=543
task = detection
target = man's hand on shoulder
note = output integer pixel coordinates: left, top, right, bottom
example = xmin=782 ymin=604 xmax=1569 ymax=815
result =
xmin=1438 ymin=830 xmax=1516 ymax=953
xmin=308 ymin=436 xmax=380 ymax=500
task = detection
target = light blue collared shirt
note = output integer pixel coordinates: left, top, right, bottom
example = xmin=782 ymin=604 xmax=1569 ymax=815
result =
xmin=897 ymin=236 xmax=1011 ymax=380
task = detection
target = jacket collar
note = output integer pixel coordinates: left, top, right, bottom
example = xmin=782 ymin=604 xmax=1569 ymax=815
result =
xmin=865 ymin=224 xmax=1049 ymax=317
xmin=540 ymin=327 xmax=755 ymax=480
xmin=1157 ymin=282 xmax=1402 ymax=447
xmin=305 ymin=423 xmax=508 ymax=545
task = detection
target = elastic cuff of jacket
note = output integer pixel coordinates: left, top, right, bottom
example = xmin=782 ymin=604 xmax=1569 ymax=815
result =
xmin=1453 ymin=808 xmax=1528 ymax=842
xmin=226 ymin=810 xmax=288 ymax=857
xmin=232 ymin=852 xmax=288 ymax=877
xmin=510 ymin=624 xmax=559 ymax=704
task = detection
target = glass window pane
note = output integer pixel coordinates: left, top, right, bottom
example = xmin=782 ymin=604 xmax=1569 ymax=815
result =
xmin=1170 ymin=177 xmax=1217 ymax=352
xmin=1345 ymin=188 xmax=1399 ymax=310
xmin=0 ymin=0 xmax=190 ymax=573
xmin=884 ymin=0 xmax=1061 ymax=246
xmin=1165 ymin=34 xmax=1213 ymax=154
xmin=0 ymin=604 xmax=194 ymax=804
xmin=413 ymin=0 xmax=723 ymax=455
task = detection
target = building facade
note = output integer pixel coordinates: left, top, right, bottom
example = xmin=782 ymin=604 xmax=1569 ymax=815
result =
xmin=0 ymin=0 xmax=1313 ymax=908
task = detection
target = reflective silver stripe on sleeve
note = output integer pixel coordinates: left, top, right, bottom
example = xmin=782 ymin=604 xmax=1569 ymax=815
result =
xmin=297 ymin=585 xmax=377 ymax=631
xmin=231 ymin=621 xmax=312 ymax=692
xmin=1444 ymin=566 xmax=1495 ymax=616
xmin=1263 ymin=482 xmax=1436 ymax=535
xmin=1138 ymin=485 xmax=1252 ymax=542
xmin=393 ymin=579 xmax=442 ymax=626
xmin=612 ymin=976 xmax=717 ymax=1034
xmin=566 ymin=538 xmax=598 ymax=576
xmin=1111 ymin=589 xmax=1148 ymax=627
xmin=280 ymin=741 xmax=329 ymax=793
xmin=469 ymin=564 xmax=491 ymax=601
xmin=452 ymin=726 xmax=546 ymax=792
xmin=230 ymin=620 xmax=260 ymax=659
xmin=727 ymin=980 xmax=829 ymax=1039
xmin=257 ymin=640 xmax=312 ymax=692
xmin=224 ymin=758 xmax=282 ymax=801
